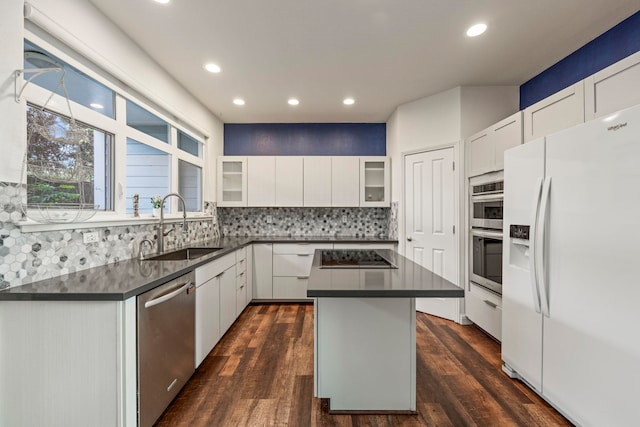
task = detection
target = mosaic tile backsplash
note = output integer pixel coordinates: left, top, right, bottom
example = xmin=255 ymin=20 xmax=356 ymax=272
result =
xmin=0 ymin=181 xmax=217 ymax=289
xmin=219 ymin=207 xmax=391 ymax=237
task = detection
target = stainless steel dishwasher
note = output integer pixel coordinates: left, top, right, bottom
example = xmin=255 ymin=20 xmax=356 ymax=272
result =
xmin=137 ymin=271 xmax=196 ymax=427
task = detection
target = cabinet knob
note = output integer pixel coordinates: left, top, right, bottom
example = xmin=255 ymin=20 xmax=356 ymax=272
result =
xmin=407 ymin=237 xmax=413 ymax=242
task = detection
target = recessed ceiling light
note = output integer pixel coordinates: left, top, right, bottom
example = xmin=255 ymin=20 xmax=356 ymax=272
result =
xmin=288 ymin=98 xmax=299 ymax=106
xmin=466 ymin=23 xmax=487 ymax=37
xmin=233 ymin=98 xmax=245 ymax=106
xmin=204 ymin=63 xmax=221 ymax=73
xmin=89 ymin=103 xmax=104 ymax=109
xmin=343 ymin=98 xmax=355 ymax=105
xmin=153 ymin=0 xmax=171 ymax=4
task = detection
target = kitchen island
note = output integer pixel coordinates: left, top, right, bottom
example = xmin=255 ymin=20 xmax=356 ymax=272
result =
xmin=308 ymin=249 xmax=463 ymax=413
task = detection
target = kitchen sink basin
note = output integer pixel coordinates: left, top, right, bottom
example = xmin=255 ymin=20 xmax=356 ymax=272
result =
xmin=144 ymin=247 xmax=222 ymax=261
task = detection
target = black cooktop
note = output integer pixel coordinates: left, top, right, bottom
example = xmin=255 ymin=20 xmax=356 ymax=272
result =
xmin=319 ymin=249 xmax=396 ymax=269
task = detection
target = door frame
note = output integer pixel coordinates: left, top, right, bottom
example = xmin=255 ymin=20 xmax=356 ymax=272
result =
xmin=401 ymin=141 xmax=468 ymax=324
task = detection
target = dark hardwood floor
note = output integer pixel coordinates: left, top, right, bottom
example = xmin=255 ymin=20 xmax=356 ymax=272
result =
xmin=156 ymin=304 xmax=571 ymax=426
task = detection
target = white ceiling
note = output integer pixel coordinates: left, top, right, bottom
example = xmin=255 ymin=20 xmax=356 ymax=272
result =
xmin=88 ymin=0 xmax=639 ymax=123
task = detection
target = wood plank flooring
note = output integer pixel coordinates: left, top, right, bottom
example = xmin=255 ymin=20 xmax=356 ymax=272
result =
xmin=156 ymin=304 xmax=571 ymax=426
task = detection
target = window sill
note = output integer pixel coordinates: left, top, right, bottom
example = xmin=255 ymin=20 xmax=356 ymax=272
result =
xmin=18 ymin=213 xmax=213 ymax=233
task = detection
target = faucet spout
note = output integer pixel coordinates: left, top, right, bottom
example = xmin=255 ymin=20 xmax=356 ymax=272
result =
xmin=157 ymin=192 xmax=188 ymax=253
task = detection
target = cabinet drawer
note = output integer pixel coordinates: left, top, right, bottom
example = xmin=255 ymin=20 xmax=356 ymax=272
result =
xmin=466 ymin=282 xmax=502 ymax=341
xmin=237 ymin=269 xmax=247 ymax=288
xmin=195 ymin=253 xmax=236 ymax=286
xmin=273 ymin=276 xmax=310 ymax=299
xmin=236 ymin=246 xmax=247 ymax=262
xmin=273 ymin=254 xmax=314 ymax=277
xmin=272 ymin=243 xmax=333 ymax=255
xmin=236 ymin=257 xmax=247 ymax=275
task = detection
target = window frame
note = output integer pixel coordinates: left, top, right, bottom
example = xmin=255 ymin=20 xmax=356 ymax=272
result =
xmin=22 ymin=32 xmax=206 ymax=228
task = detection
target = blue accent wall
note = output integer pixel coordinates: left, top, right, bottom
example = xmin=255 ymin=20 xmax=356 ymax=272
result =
xmin=520 ymin=10 xmax=640 ymax=110
xmin=224 ymin=123 xmax=386 ymax=156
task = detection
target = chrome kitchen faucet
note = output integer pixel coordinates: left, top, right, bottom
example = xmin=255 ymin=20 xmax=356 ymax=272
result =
xmin=157 ymin=193 xmax=188 ymax=254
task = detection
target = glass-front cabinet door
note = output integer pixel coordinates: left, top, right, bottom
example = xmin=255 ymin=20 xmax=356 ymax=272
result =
xmin=217 ymin=157 xmax=247 ymax=206
xmin=360 ymin=157 xmax=390 ymax=207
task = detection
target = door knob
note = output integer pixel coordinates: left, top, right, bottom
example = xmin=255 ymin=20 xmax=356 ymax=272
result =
xmin=407 ymin=237 xmax=413 ymax=241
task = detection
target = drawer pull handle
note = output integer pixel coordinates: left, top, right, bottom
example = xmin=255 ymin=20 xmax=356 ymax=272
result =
xmin=239 ymin=272 xmax=245 ymax=276
xmin=297 ymin=276 xmax=309 ymax=280
xmin=297 ymin=253 xmax=311 ymax=257
xmin=239 ymin=285 xmax=245 ymax=289
xmin=483 ymin=300 xmax=498 ymax=309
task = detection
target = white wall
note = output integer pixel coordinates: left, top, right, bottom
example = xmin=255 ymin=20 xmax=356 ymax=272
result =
xmin=0 ymin=1 xmax=27 ymax=183
xmin=1 ymin=0 xmax=223 ymax=201
xmin=460 ymin=86 xmax=519 ymax=138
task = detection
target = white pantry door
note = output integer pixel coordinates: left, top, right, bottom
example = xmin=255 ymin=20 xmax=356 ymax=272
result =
xmin=405 ymin=148 xmax=459 ymax=321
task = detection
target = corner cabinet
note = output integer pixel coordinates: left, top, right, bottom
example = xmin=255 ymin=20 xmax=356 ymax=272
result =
xmin=360 ymin=157 xmax=390 ymax=207
xmin=468 ymin=112 xmax=522 ymax=177
xmin=217 ymin=157 xmax=247 ymax=207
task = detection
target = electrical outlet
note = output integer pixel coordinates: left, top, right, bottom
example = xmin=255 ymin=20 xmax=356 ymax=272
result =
xmin=83 ymin=231 xmax=99 ymax=244
xmin=342 ymin=215 xmax=348 ymax=223
xmin=266 ymin=215 xmax=272 ymax=223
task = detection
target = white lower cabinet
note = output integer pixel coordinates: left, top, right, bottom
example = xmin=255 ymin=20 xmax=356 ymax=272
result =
xmin=195 ymin=278 xmax=220 ymax=368
xmin=219 ymin=265 xmax=237 ymax=335
xmin=272 ymin=243 xmax=333 ymax=300
xmin=253 ymin=243 xmax=273 ymax=299
xmin=466 ymin=282 xmax=502 ymax=341
xmin=236 ymin=247 xmax=248 ymax=315
xmin=195 ymin=252 xmax=236 ymax=367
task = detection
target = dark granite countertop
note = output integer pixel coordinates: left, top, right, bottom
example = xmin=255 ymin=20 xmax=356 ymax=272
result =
xmin=0 ymin=236 xmax=397 ymax=301
xmin=307 ymin=249 xmax=463 ymax=298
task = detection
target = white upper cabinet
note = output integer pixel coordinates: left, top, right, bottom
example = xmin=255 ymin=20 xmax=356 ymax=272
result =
xmin=331 ymin=156 xmax=360 ymax=207
xmin=360 ymin=157 xmax=390 ymax=207
xmin=468 ymin=131 xmax=492 ymax=178
xmin=584 ymin=51 xmax=640 ymax=121
xmin=303 ymin=156 xmax=332 ymax=206
xmin=523 ymin=82 xmax=585 ymax=142
xmin=275 ymin=157 xmax=303 ymax=206
xmin=468 ymin=111 xmax=524 ymax=176
xmin=217 ymin=157 xmax=247 ymax=207
xmin=247 ymin=156 xmax=276 ymax=206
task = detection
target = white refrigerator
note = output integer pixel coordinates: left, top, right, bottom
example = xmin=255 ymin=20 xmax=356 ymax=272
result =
xmin=502 ymin=104 xmax=640 ymax=427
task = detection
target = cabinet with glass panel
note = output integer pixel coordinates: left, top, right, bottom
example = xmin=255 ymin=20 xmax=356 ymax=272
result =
xmin=360 ymin=157 xmax=390 ymax=207
xmin=217 ymin=157 xmax=247 ymax=206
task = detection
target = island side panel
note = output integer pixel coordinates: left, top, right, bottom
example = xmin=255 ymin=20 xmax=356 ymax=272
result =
xmin=315 ymin=297 xmax=416 ymax=411
xmin=0 ymin=300 xmax=126 ymax=427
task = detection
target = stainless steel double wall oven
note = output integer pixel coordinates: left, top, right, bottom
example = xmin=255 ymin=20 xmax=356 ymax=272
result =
xmin=470 ymin=175 xmax=503 ymax=295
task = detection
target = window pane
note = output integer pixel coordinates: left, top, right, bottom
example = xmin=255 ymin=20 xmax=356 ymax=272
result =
xmin=126 ymin=138 xmax=170 ymax=213
xmin=24 ymin=41 xmax=115 ymax=119
xmin=178 ymin=160 xmax=202 ymax=212
xmin=126 ymin=100 xmax=169 ymax=143
xmin=26 ymin=105 xmax=112 ymax=210
xmin=178 ymin=130 xmax=202 ymax=157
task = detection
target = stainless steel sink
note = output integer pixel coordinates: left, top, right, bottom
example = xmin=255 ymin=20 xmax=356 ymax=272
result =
xmin=144 ymin=247 xmax=222 ymax=261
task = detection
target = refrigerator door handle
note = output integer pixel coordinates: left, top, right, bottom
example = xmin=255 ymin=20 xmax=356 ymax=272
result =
xmin=537 ymin=177 xmax=552 ymax=317
xmin=529 ymin=178 xmax=543 ymax=314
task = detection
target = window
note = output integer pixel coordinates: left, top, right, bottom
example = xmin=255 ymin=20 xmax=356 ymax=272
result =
xmin=23 ymin=36 xmax=206 ymax=222
xmin=178 ymin=160 xmax=202 ymax=211
xmin=178 ymin=130 xmax=202 ymax=158
xmin=126 ymin=138 xmax=170 ymax=214
xmin=126 ymin=100 xmax=169 ymax=143
xmin=24 ymin=40 xmax=115 ymax=119
xmin=26 ymin=105 xmax=113 ymax=210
